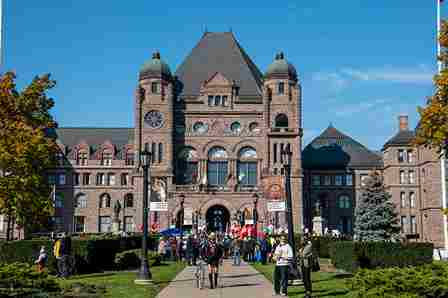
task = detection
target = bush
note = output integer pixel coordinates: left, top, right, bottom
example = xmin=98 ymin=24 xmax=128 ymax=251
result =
xmin=0 ymin=235 xmax=158 ymax=274
xmin=114 ymin=249 xmax=162 ymax=270
xmin=329 ymin=241 xmax=434 ymax=272
xmin=0 ymin=262 xmax=60 ymax=297
xmin=349 ymin=263 xmax=448 ymax=298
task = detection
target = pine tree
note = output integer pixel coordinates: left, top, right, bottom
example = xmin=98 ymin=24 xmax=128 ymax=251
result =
xmin=354 ymin=171 xmax=400 ymax=241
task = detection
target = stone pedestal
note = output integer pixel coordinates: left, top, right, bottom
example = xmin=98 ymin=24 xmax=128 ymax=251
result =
xmin=312 ymin=216 xmax=323 ymax=236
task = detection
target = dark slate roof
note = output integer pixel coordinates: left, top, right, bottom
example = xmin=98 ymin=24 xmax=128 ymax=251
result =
xmin=52 ymin=128 xmax=134 ymax=159
xmin=383 ymin=130 xmax=415 ymax=149
xmin=175 ymin=32 xmax=263 ymax=98
xmin=302 ymin=125 xmax=383 ymax=169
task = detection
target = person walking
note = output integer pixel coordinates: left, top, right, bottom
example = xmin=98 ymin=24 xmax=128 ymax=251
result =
xmin=272 ymin=235 xmax=293 ymax=296
xmin=35 ymin=246 xmax=48 ymax=272
xmin=158 ymin=237 xmax=167 ymax=261
xmin=205 ymin=232 xmax=223 ymax=289
xmin=299 ymin=236 xmax=313 ymax=298
xmin=232 ymin=238 xmax=241 ymax=266
xmin=259 ymin=235 xmax=269 ymax=265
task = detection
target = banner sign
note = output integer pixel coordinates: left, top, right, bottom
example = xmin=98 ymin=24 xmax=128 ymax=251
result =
xmin=150 ymin=202 xmax=168 ymax=211
xmin=267 ymin=200 xmax=286 ymax=212
xmin=184 ymin=207 xmax=193 ymax=225
xmin=245 ymin=219 xmax=254 ymax=225
xmin=262 ymin=176 xmax=285 ymax=200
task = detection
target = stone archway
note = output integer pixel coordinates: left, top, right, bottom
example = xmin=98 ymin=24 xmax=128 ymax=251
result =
xmin=206 ymin=205 xmax=230 ymax=233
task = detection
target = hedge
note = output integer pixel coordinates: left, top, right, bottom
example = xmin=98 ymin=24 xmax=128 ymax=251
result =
xmin=0 ymin=235 xmax=158 ymax=274
xmin=349 ymin=262 xmax=448 ymax=298
xmin=329 ymin=241 xmax=434 ymax=272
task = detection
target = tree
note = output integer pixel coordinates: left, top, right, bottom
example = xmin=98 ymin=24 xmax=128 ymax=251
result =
xmin=354 ymin=171 xmax=400 ymax=241
xmin=415 ymin=20 xmax=448 ymax=153
xmin=0 ymin=72 xmax=58 ymax=240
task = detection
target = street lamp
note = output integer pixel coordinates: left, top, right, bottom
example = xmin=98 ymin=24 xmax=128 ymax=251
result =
xmin=179 ymin=194 xmax=185 ymax=237
xmin=253 ymin=193 xmax=259 ymax=238
xmin=281 ymin=146 xmax=298 ymax=277
xmin=135 ymin=149 xmax=152 ymax=284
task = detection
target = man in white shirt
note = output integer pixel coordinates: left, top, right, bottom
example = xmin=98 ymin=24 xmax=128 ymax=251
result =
xmin=273 ymin=235 xmax=293 ymax=296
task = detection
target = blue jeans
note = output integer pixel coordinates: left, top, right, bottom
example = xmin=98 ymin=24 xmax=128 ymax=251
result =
xmin=233 ymin=250 xmax=241 ymax=266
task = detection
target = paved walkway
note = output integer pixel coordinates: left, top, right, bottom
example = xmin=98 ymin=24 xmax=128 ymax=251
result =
xmin=156 ymin=260 xmax=274 ymax=298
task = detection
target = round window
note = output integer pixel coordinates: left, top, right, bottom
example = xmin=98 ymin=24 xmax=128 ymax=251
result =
xmin=249 ymin=122 xmax=260 ymax=133
xmin=193 ymin=122 xmax=208 ymax=134
xmin=231 ymin=122 xmax=241 ymax=134
xmin=144 ymin=110 xmax=164 ymax=129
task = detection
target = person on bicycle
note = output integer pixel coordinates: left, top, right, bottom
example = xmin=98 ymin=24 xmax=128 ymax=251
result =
xmin=205 ymin=232 xmax=223 ymax=289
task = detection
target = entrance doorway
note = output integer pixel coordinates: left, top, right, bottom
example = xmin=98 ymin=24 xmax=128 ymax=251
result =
xmin=206 ymin=205 xmax=230 ymax=233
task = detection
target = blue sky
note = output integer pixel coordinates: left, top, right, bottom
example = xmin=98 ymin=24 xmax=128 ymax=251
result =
xmin=3 ymin=1 xmax=444 ymax=150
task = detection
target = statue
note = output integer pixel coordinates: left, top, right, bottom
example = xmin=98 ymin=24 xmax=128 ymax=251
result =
xmin=314 ymin=200 xmax=321 ymax=217
xmin=113 ymin=200 xmax=121 ymax=221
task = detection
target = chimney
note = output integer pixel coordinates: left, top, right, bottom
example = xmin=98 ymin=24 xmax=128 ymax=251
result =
xmin=398 ymin=115 xmax=408 ymax=131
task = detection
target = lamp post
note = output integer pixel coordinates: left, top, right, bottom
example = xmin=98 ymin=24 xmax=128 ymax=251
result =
xmin=179 ymin=194 xmax=185 ymax=237
xmin=253 ymin=193 xmax=259 ymax=239
xmin=135 ymin=149 xmax=152 ymax=284
xmin=281 ymin=146 xmax=298 ymax=276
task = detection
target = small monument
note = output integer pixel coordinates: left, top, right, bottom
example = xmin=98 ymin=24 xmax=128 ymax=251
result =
xmin=112 ymin=200 xmax=121 ymax=234
xmin=312 ymin=201 xmax=323 ymax=236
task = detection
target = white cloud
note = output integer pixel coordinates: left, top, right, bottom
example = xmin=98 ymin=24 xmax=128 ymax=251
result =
xmin=334 ymin=98 xmax=392 ymax=117
xmin=340 ymin=65 xmax=433 ymax=84
xmin=311 ymin=72 xmax=350 ymax=92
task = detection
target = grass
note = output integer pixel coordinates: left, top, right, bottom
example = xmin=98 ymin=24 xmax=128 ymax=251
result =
xmin=251 ymin=262 xmax=353 ymax=298
xmin=59 ymin=261 xmax=185 ymax=298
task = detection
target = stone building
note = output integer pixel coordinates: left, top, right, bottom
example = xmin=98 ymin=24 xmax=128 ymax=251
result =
xmin=32 ymin=32 xmax=304 ymax=236
xmin=1 ymin=32 xmax=446 ymax=248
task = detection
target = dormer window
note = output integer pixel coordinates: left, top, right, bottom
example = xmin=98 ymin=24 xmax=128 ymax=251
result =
xmin=101 ymin=151 xmax=113 ymax=166
xmin=151 ymin=82 xmax=159 ymax=94
xmin=77 ymin=151 xmax=88 ymax=166
xmin=278 ymin=82 xmax=285 ymax=94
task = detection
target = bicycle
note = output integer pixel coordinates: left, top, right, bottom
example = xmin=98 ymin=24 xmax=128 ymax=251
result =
xmin=194 ymin=259 xmax=206 ymax=289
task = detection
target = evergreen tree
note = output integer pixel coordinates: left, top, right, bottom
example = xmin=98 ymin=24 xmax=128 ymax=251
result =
xmin=354 ymin=171 xmax=400 ymax=241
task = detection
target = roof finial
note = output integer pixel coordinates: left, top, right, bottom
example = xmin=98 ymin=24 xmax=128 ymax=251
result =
xmin=152 ymin=51 xmax=160 ymax=59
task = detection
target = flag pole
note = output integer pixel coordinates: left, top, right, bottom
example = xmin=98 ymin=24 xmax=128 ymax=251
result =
xmin=437 ymin=0 xmax=448 ymax=256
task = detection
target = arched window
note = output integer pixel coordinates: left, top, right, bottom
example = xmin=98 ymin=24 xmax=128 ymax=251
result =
xmin=237 ymin=147 xmax=257 ymax=186
xmin=177 ymin=147 xmax=199 ymax=185
xmin=158 ymin=143 xmax=163 ymax=163
xmin=124 ymin=193 xmax=134 ymax=208
xmin=207 ymin=147 xmax=228 ymax=186
xmin=100 ymin=193 xmax=111 ymax=208
xmin=274 ymin=114 xmax=288 ymax=128
xmin=75 ymin=193 xmax=88 ymax=208
xmin=338 ymin=195 xmax=351 ymax=209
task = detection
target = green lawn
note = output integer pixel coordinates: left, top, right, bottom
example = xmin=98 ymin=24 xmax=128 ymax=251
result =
xmin=59 ymin=261 xmax=185 ymax=298
xmin=251 ymin=262 xmax=353 ymax=298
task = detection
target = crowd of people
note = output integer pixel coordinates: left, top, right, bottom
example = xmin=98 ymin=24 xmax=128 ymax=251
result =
xmin=155 ymin=227 xmax=315 ymax=297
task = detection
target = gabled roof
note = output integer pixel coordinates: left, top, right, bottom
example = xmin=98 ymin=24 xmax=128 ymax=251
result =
xmin=302 ymin=125 xmax=383 ymax=169
xmin=175 ymin=32 xmax=263 ymax=99
xmin=383 ymin=130 xmax=415 ymax=149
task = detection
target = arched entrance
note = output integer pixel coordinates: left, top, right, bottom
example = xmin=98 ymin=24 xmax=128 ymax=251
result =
xmin=206 ymin=205 xmax=230 ymax=233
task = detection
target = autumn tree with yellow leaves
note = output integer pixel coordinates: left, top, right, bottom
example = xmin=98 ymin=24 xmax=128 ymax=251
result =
xmin=0 ymin=72 xmax=58 ymax=240
xmin=416 ymin=20 xmax=448 ymax=153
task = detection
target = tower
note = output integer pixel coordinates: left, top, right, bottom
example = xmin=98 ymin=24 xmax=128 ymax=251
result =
xmin=134 ymin=52 xmax=174 ymax=229
xmin=264 ymin=52 xmax=303 ymax=231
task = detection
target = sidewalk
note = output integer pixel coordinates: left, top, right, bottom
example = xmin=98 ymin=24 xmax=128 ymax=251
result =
xmin=156 ymin=259 xmax=274 ymax=298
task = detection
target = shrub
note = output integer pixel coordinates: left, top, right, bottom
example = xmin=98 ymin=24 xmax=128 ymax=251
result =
xmin=349 ymin=263 xmax=448 ymax=298
xmin=114 ymin=249 xmax=162 ymax=270
xmin=0 ymin=262 xmax=60 ymax=297
xmin=0 ymin=235 xmax=157 ymax=274
xmin=329 ymin=241 xmax=433 ymax=272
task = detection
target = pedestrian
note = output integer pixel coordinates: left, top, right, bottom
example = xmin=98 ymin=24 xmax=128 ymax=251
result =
xmin=35 ymin=246 xmax=48 ymax=272
xmin=158 ymin=237 xmax=167 ymax=261
xmin=53 ymin=235 xmax=63 ymax=277
xmin=186 ymin=235 xmax=194 ymax=265
xmin=272 ymin=235 xmax=293 ymax=296
xmin=299 ymin=236 xmax=313 ymax=298
xmin=205 ymin=232 xmax=223 ymax=289
xmin=232 ymin=238 xmax=241 ymax=266
xmin=259 ymin=235 xmax=269 ymax=265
